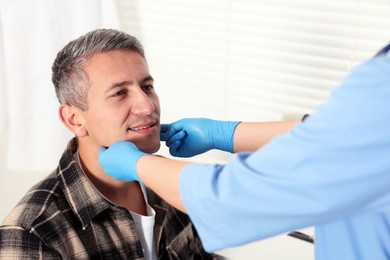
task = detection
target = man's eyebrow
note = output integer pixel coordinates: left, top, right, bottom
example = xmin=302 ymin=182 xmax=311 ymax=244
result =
xmin=111 ymin=80 xmax=131 ymax=89
xmin=141 ymin=75 xmax=154 ymax=83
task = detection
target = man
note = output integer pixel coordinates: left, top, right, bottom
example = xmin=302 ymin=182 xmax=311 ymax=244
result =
xmin=98 ymin=44 xmax=390 ymax=260
xmin=0 ymin=29 xmax=216 ymax=259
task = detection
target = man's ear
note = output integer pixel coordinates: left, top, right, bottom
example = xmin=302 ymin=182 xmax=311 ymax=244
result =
xmin=58 ymin=104 xmax=88 ymax=137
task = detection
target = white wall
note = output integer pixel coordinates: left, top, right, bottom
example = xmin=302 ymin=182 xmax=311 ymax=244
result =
xmin=0 ymin=135 xmax=37 ymax=229
xmin=0 ymin=132 xmax=49 ymax=221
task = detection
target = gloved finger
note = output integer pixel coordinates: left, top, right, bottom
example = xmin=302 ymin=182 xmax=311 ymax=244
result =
xmin=161 ymin=120 xmax=187 ymax=141
xmin=169 ymin=140 xmax=182 ymax=157
xmin=98 ymin=146 xmax=107 ymax=159
xmin=161 ymin=124 xmax=181 ymax=142
xmin=98 ymin=146 xmax=110 ymax=170
xmin=160 ymin=124 xmax=171 ymax=141
xmin=166 ymin=130 xmax=186 ymax=147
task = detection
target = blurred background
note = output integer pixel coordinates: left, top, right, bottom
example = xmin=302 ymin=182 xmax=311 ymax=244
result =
xmin=1 ymin=0 xmax=390 ymax=258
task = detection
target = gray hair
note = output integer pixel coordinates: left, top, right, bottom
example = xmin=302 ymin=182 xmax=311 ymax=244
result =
xmin=51 ymin=28 xmax=145 ymax=111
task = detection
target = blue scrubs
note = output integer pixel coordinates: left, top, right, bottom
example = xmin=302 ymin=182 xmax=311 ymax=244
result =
xmin=180 ymin=55 xmax=390 ymax=259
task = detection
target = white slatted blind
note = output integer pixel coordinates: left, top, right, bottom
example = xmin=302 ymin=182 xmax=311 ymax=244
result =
xmin=117 ymin=0 xmax=390 ymax=122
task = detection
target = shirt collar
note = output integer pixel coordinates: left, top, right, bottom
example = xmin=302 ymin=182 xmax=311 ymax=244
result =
xmin=57 ymin=138 xmax=112 ymax=229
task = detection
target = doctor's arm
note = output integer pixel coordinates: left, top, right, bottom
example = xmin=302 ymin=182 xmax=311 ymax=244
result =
xmin=99 ymin=119 xmax=298 ymax=211
xmin=97 ymin=118 xmax=303 ymax=214
xmin=161 ymin=118 xmax=298 ymax=157
xmin=137 ymin=155 xmax=188 ymax=212
xmin=134 ymin=119 xmax=314 ymax=214
xmin=232 ymin=120 xmax=298 ymax=152
xmin=98 ymin=142 xmax=188 ymax=212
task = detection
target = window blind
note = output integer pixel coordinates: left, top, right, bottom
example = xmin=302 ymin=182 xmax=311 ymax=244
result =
xmin=117 ymin=0 xmax=390 ymax=122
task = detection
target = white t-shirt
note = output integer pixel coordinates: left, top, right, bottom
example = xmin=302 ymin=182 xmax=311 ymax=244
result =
xmin=129 ymin=185 xmax=157 ymax=260
xmin=74 ymin=151 xmax=157 ymax=259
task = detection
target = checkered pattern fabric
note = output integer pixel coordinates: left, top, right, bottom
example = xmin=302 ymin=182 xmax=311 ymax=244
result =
xmin=0 ymin=138 xmax=216 ymax=259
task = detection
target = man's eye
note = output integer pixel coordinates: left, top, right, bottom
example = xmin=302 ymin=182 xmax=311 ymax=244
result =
xmin=111 ymin=90 xmax=127 ymax=97
xmin=142 ymin=85 xmax=154 ymax=92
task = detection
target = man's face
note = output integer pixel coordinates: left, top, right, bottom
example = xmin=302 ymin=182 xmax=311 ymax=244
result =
xmin=79 ymin=50 xmax=161 ymax=153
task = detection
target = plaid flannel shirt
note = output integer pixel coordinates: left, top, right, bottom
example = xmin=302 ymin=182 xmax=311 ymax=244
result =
xmin=0 ymin=138 xmax=217 ymax=259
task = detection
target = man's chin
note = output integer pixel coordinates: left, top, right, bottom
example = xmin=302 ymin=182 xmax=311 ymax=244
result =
xmin=138 ymin=143 xmax=161 ymax=154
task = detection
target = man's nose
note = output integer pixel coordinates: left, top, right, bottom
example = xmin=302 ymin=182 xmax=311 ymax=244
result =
xmin=131 ymin=88 xmax=155 ymax=115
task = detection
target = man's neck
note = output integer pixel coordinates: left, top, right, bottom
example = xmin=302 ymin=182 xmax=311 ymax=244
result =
xmin=77 ymin=139 xmax=147 ymax=215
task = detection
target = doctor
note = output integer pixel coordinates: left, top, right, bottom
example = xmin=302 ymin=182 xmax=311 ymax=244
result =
xmin=99 ymin=44 xmax=390 ymax=260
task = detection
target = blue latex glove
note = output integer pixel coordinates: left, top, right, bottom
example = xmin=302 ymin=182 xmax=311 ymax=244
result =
xmin=98 ymin=141 xmax=146 ymax=182
xmin=160 ymin=118 xmax=240 ymax=157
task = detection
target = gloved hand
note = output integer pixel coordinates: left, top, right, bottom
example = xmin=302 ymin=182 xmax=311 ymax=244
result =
xmin=160 ymin=118 xmax=240 ymax=157
xmin=98 ymin=141 xmax=146 ymax=182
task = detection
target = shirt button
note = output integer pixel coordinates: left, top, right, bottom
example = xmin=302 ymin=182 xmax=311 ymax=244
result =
xmin=188 ymin=240 xmax=195 ymax=250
